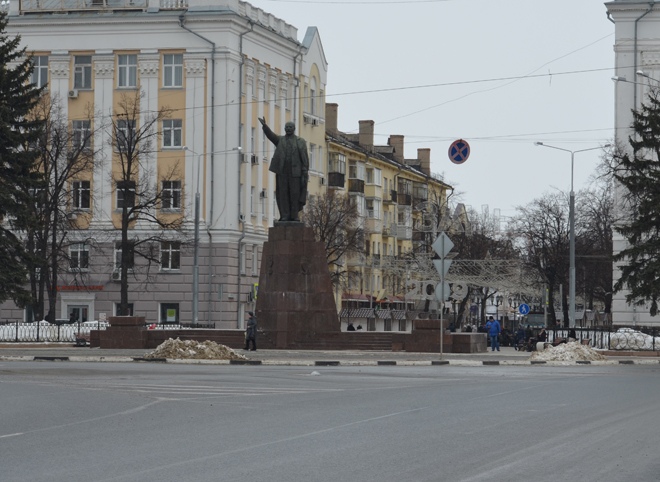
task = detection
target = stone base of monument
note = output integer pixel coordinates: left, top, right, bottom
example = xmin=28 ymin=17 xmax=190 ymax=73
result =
xmin=98 ymin=316 xmax=147 ymax=349
xmin=255 ymin=223 xmax=339 ymax=349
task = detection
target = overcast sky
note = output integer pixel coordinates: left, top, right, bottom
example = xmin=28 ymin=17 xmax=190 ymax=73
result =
xmin=254 ymin=0 xmax=615 ymax=219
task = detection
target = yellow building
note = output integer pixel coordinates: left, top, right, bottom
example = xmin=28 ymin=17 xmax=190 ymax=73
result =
xmin=5 ymin=0 xmax=327 ymax=327
xmin=325 ymin=104 xmax=452 ymax=330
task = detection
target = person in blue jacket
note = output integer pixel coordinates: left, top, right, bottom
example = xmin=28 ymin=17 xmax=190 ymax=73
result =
xmin=485 ymin=316 xmax=501 ymax=352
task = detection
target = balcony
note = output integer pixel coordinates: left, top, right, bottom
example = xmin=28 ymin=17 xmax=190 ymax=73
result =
xmin=397 ymin=224 xmax=412 ymax=240
xmin=365 ymin=217 xmax=383 ymax=234
xmin=382 ymin=224 xmax=396 ymax=237
xmin=19 ymin=0 xmax=156 ymax=13
xmin=328 ymin=172 xmax=345 ymax=188
xmin=397 ymin=192 xmax=412 ymax=206
xmin=348 ymin=178 xmax=365 ymax=194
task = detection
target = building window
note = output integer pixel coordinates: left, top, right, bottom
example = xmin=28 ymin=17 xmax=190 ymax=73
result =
xmin=74 ymin=56 xmax=92 ymax=89
xmin=328 ymin=152 xmax=346 ymax=174
xmin=116 ymin=180 xmax=136 ymax=210
xmin=252 ymin=244 xmax=258 ymax=276
xmin=160 ymin=303 xmax=179 ymax=324
xmin=162 ymin=119 xmax=182 ymax=148
xmin=240 ymin=244 xmax=246 ymax=275
xmin=250 ymin=186 xmax=255 ymax=215
xmin=72 ymin=180 xmax=91 ymax=210
xmin=118 ymin=54 xmax=137 ymax=88
xmin=366 ymin=167 xmax=382 ymax=185
xmin=309 ymin=143 xmax=316 ymax=172
xmin=114 ymin=241 xmax=135 ymax=270
xmin=310 ymin=78 xmax=317 ymax=115
xmin=160 ymin=241 xmax=180 ymax=270
xmin=72 ymin=120 xmax=91 ymax=150
xmin=31 ymin=56 xmax=48 ymax=88
xmin=366 ymin=199 xmax=381 ymax=219
xmin=161 ymin=180 xmax=181 ymax=210
xmin=116 ymin=119 xmax=136 ymax=152
xmin=163 ymin=53 xmax=183 ymax=88
xmin=69 ymin=243 xmax=89 ymax=271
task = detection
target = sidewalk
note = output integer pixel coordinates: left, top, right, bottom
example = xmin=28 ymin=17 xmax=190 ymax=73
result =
xmin=0 ymin=344 xmax=657 ymax=366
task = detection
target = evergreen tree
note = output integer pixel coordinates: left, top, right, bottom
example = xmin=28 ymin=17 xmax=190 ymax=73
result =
xmin=612 ymin=88 xmax=660 ymax=316
xmin=0 ymin=12 xmax=44 ymax=306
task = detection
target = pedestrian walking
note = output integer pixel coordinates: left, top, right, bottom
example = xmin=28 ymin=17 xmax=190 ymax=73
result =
xmin=244 ymin=311 xmax=257 ymax=351
xmin=485 ymin=316 xmax=501 ymax=352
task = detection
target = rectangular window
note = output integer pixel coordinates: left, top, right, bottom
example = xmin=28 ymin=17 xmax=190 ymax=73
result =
xmin=161 ymin=180 xmax=181 ymax=210
xmin=31 ymin=56 xmax=48 ymax=88
xmin=366 ymin=199 xmax=381 ymax=219
xmin=72 ymin=120 xmax=91 ymax=150
xmin=118 ymin=54 xmax=137 ymax=88
xmin=116 ymin=119 xmax=136 ymax=152
xmin=160 ymin=241 xmax=181 ymax=270
xmin=116 ymin=180 xmax=136 ymax=210
xmin=69 ymin=243 xmax=89 ymax=270
xmin=309 ymin=143 xmax=316 ymax=172
xmin=162 ymin=119 xmax=182 ymax=148
xmin=72 ymin=180 xmax=91 ymax=210
xmin=163 ymin=53 xmax=183 ymax=88
xmin=114 ymin=241 xmax=135 ymax=270
xmin=160 ymin=303 xmax=179 ymax=324
xmin=74 ymin=56 xmax=92 ymax=89
xmin=240 ymin=244 xmax=246 ymax=275
xmin=252 ymin=244 xmax=258 ymax=276
xmin=328 ymin=152 xmax=346 ymax=174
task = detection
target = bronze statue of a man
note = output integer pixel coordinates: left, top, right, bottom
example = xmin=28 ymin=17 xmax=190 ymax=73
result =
xmin=259 ymin=117 xmax=309 ymax=223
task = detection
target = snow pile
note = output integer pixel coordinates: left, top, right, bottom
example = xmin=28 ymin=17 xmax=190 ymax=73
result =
xmin=143 ymin=338 xmax=248 ymax=360
xmin=609 ymin=328 xmax=660 ymax=350
xmin=530 ymin=341 xmax=606 ymax=362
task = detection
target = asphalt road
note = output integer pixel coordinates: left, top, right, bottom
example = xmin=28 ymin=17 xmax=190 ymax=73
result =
xmin=1 ymin=362 xmax=659 ymax=482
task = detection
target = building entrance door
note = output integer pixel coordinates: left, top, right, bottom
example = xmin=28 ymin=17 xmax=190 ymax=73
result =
xmin=68 ymin=305 xmax=89 ymax=324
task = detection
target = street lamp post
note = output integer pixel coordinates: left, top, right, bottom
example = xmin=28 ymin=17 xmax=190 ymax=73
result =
xmin=184 ymin=146 xmax=242 ymax=325
xmin=534 ymin=142 xmax=610 ymax=327
xmin=183 ymin=147 xmax=202 ymax=325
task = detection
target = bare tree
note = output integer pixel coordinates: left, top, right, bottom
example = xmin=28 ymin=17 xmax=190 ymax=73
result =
xmin=576 ymin=184 xmax=613 ymax=314
xmin=109 ymin=91 xmax=187 ymax=315
xmin=22 ymin=95 xmax=99 ymax=321
xmin=302 ymin=190 xmax=365 ymax=291
xmin=512 ymin=192 xmax=570 ymax=326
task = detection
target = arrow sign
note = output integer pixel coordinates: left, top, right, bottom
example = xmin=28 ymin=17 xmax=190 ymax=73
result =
xmin=432 ymin=232 xmax=454 ymax=258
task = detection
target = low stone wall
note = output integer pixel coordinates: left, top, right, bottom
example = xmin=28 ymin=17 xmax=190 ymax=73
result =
xmin=92 ymin=316 xmax=487 ymax=353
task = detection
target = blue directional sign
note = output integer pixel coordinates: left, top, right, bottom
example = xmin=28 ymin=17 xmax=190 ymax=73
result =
xmin=448 ymin=139 xmax=470 ymax=164
xmin=518 ymin=303 xmax=530 ymax=315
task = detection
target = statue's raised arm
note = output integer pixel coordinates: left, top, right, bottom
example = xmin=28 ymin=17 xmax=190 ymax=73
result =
xmin=259 ymin=117 xmax=279 ymax=146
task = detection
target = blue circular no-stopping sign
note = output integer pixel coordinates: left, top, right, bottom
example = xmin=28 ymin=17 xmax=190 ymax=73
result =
xmin=448 ymin=139 xmax=470 ymax=164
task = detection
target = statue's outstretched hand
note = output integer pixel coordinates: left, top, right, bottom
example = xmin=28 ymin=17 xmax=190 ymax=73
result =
xmin=258 ymin=117 xmax=266 ymax=127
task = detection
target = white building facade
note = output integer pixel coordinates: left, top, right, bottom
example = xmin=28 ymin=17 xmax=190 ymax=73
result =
xmin=4 ymin=0 xmax=327 ymax=327
xmin=607 ymin=0 xmax=660 ymax=326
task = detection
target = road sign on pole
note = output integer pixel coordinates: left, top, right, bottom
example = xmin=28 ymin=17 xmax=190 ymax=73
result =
xmin=448 ymin=139 xmax=470 ymax=164
xmin=432 ymin=232 xmax=454 ymax=359
xmin=518 ymin=303 xmax=530 ymax=316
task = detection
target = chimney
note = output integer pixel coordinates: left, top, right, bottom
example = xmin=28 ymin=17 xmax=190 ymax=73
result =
xmin=417 ymin=148 xmax=431 ymax=175
xmin=358 ymin=120 xmax=374 ymax=151
xmin=325 ymin=103 xmax=339 ymax=135
xmin=388 ymin=135 xmax=404 ymax=163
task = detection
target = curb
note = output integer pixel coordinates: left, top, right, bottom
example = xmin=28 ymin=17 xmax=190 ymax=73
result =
xmin=2 ymin=355 xmax=658 ymax=366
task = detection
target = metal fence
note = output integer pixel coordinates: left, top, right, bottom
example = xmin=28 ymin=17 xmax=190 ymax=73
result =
xmin=547 ymin=326 xmax=660 ymax=351
xmin=0 ymin=321 xmax=215 ymax=343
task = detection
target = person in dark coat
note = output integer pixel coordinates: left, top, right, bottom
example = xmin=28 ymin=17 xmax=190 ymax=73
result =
xmin=259 ymin=117 xmax=309 ymax=223
xmin=347 ymin=321 xmax=356 ymax=331
xmin=244 ymin=312 xmax=257 ymax=351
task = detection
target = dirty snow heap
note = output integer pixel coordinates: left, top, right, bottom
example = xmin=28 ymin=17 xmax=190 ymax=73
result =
xmin=530 ymin=341 xmax=606 ymax=362
xmin=143 ymin=338 xmax=248 ymax=360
